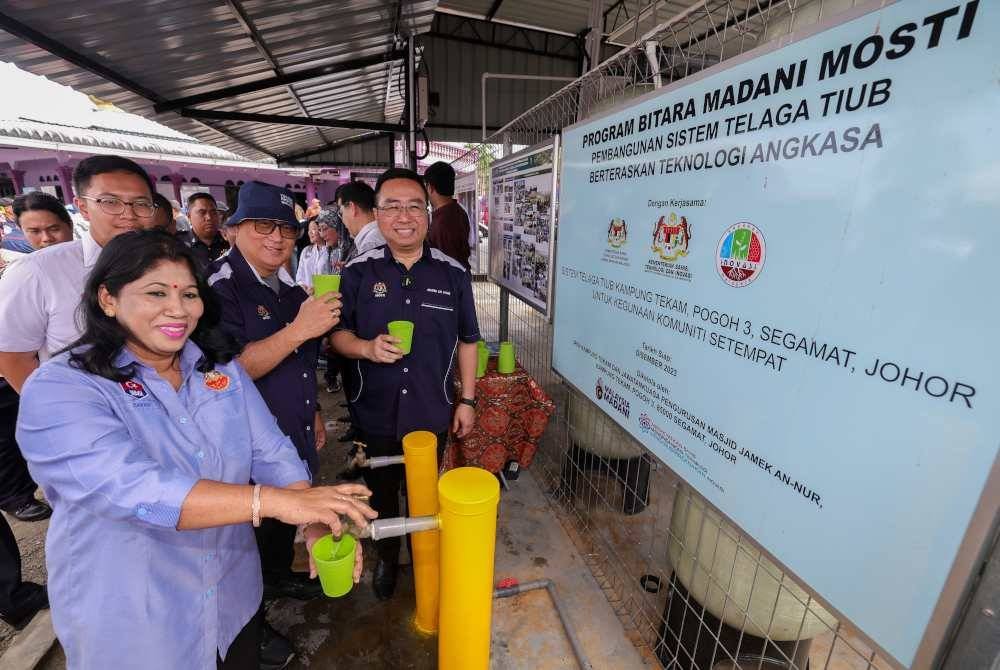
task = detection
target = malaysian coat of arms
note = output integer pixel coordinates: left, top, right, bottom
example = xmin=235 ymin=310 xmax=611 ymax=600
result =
xmin=652 ymin=213 xmax=691 ymax=261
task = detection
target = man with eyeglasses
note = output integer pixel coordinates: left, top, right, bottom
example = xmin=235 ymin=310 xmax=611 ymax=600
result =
xmin=332 ymin=168 xmax=480 ymax=601
xmin=206 ymin=181 xmax=342 ymax=669
xmin=0 ymin=155 xmax=158 ymax=633
xmin=178 ymin=192 xmax=229 ymax=273
xmin=0 ymin=154 xmax=158 ymax=393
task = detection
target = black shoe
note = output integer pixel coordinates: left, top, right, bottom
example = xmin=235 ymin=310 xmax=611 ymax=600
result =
xmin=2 ymin=583 xmax=48 ymax=630
xmin=259 ymin=621 xmax=294 ymax=670
xmin=9 ymin=500 xmax=52 ymax=522
xmin=262 ymin=572 xmax=324 ymax=601
xmin=373 ymin=557 xmax=398 ymax=601
xmin=337 ymin=426 xmax=360 ymax=443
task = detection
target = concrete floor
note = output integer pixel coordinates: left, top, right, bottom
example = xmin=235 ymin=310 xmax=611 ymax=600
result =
xmin=7 ymin=380 xmax=646 ymax=670
xmin=0 ymin=504 xmax=49 ymax=659
xmin=4 ymin=375 xmax=895 ymax=670
xmin=267 ymin=466 xmax=646 ymax=669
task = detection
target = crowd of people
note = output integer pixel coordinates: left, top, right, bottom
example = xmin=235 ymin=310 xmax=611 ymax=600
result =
xmin=0 ymin=154 xmax=479 ymax=669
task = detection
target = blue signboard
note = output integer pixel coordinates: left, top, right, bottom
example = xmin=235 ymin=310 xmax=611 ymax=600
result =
xmin=552 ymin=1 xmax=998 ymax=666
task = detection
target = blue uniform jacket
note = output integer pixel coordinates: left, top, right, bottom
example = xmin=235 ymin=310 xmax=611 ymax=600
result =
xmin=337 ymin=244 xmax=480 ymax=439
xmin=206 ymin=246 xmax=321 ymax=476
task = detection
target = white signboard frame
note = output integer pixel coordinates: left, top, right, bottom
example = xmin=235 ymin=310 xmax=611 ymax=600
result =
xmin=488 ymin=138 xmax=559 ymax=315
xmin=550 ymin=1 xmax=1000 ymax=668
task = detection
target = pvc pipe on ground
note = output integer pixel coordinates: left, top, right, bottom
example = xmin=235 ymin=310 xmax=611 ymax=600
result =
xmin=402 ymin=430 xmax=441 ymax=633
xmin=365 ymin=455 xmax=405 ymax=469
xmin=494 ymin=579 xmax=593 ymax=670
xmin=368 ymin=515 xmax=439 ymax=541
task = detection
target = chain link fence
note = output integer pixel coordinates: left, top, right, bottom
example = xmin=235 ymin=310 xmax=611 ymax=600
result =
xmin=448 ymin=2 xmax=973 ymax=668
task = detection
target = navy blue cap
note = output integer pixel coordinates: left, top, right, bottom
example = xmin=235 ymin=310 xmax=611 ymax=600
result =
xmin=225 ymin=181 xmax=300 ymax=228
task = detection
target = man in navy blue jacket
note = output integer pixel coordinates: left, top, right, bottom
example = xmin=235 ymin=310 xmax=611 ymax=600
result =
xmin=206 ymin=181 xmax=341 ymax=667
xmin=333 ymin=168 xmax=480 ymax=600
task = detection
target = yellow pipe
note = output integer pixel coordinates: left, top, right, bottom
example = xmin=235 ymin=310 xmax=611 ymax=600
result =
xmin=402 ymin=430 xmax=441 ymax=634
xmin=438 ymin=467 xmax=500 ymax=670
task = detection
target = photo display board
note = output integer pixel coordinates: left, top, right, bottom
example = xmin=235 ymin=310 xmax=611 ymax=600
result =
xmin=488 ymin=140 xmax=558 ymax=313
xmin=552 ymin=1 xmax=999 ymax=667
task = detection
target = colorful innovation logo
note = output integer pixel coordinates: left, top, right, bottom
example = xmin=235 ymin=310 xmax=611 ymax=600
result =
xmin=651 ymin=213 xmax=691 ymax=261
xmin=716 ymin=222 xmax=765 ymax=287
xmin=607 ymin=218 xmax=627 ymax=248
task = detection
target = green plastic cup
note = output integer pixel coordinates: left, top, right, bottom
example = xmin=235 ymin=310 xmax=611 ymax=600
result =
xmin=388 ymin=320 xmax=414 ymax=355
xmin=476 ymin=346 xmax=489 ymax=378
xmin=497 ymin=341 xmax=516 ymax=374
xmin=311 ymin=533 xmax=356 ymax=598
xmin=313 ymin=274 xmax=341 ymax=297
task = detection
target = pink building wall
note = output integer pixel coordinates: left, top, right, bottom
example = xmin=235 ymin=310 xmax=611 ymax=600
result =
xmin=1 ymin=152 xmax=355 ymax=208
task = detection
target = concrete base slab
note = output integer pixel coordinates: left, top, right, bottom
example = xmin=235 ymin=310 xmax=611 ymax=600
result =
xmin=268 ymin=468 xmax=646 ymax=669
xmin=0 ymin=610 xmax=56 ymax=670
xmin=490 ymin=471 xmax=646 ymax=670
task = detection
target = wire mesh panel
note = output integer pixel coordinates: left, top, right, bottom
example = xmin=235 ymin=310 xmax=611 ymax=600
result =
xmin=450 ymin=2 xmax=924 ymax=668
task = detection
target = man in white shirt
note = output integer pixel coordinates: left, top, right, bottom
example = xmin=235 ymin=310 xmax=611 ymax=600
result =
xmin=336 ymin=181 xmax=385 ymax=261
xmin=0 ymin=155 xmax=157 ymax=392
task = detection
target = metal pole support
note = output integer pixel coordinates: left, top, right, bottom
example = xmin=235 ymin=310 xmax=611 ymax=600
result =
xmin=499 ymin=287 xmax=510 ymax=341
xmin=402 ymin=430 xmax=441 ymax=634
xmin=406 ymin=36 xmax=418 ymax=170
xmin=438 ymin=467 xmax=501 ymax=670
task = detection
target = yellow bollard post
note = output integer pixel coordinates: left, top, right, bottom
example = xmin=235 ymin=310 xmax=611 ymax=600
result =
xmin=438 ymin=467 xmax=500 ymax=670
xmin=402 ymin=430 xmax=441 ymax=634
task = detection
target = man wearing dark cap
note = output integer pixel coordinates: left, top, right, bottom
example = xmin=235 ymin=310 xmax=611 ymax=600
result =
xmin=206 ymin=181 xmax=341 ymax=669
xmin=332 ymin=168 xmax=480 ymax=600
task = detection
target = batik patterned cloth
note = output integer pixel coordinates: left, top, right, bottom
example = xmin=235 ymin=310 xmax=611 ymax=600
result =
xmin=443 ymin=358 xmax=554 ymax=473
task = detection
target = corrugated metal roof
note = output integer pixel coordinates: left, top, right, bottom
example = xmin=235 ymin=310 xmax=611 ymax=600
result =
xmin=438 ymin=0 xmax=593 ymax=36
xmin=0 ymin=117 xmax=256 ymax=162
xmin=0 ymin=0 xmax=436 ymax=162
xmin=0 ymin=62 xmax=262 ymax=164
xmin=435 ymin=1 xmax=735 ymax=48
xmin=421 ymin=30 xmax=578 ymax=142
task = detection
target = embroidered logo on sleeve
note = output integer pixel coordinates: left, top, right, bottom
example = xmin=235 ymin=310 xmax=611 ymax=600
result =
xmin=257 ymin=305 xmax=272 ymax=320
xmin=120 ymin=380 xmax=147 ymax=399
xmin=373 ymin=281 xmax=388 ymax=298
xmin=203 ymin=370 xmax=231 ymax=392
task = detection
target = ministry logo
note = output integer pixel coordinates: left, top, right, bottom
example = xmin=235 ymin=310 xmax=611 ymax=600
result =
xmin=607 ymin=218 xmax=627 ymax=248
xmin=595 ymin=377 xmax=604 ymax=400
xmin=651 ymin=213 xmax=691 ymax=262
xmin=717 ymin=222 xmax=765 ymax=287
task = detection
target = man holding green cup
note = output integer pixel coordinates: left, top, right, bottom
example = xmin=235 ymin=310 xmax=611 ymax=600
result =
xmin=332 ymin=168 xmax=481 ymax=601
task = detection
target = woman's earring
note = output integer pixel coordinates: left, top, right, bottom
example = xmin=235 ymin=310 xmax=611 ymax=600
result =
xmin=104 ymin=310 xmax=115 ymax=318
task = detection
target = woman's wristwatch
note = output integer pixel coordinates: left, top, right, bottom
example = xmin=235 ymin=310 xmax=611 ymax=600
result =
xmin=459 ymin=397 xmax=478 ymax=408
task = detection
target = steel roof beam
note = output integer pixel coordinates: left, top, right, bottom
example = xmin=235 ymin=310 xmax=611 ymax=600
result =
xmin=154 ymin=51 xmax=406 ymax=114
xmin=0 ymin=9 xmax=276 ymax=159
xmin=223 ymin=0 xmax=333 ymax=151
xmin=427 ymin=14 xmax=580 ymax=63
xmin=277 ymin=131 xmax=394 ymax=163
xmin=0 ymin=10 xmax=162 ymax=104
xmin=180 ymin=109 xmax=405 ymax=134
xmin=485 ymin=0 xmax=506 ymax=21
